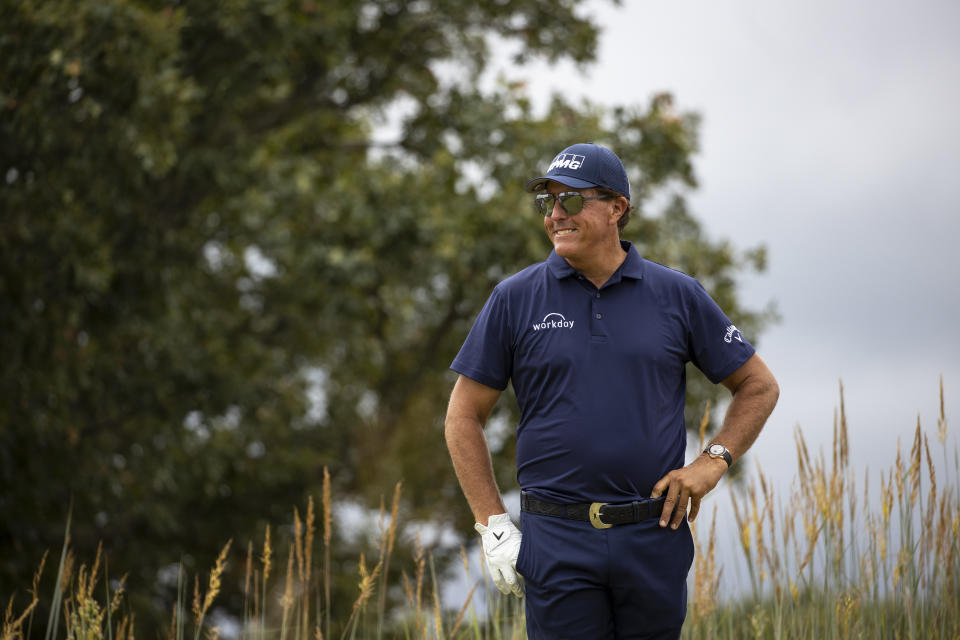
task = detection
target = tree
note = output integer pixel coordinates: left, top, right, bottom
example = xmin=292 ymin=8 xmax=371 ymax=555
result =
xmin=0 ymin=0 xmax=772 ymax=633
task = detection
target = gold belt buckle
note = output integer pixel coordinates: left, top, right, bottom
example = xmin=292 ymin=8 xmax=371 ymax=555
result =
xmin=589 ymin=502 xmax=612 ymax=529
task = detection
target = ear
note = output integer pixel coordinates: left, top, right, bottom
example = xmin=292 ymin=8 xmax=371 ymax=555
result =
xmin=609 ymin=197 xmax=627 ymax=225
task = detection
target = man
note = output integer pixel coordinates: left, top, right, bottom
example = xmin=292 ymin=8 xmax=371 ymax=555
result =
xmin=444 ymin=143 xmax=779 ymax=639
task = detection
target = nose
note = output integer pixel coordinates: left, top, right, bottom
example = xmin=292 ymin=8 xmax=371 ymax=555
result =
xmin=548 ymin=197 xmax=567 ymax=219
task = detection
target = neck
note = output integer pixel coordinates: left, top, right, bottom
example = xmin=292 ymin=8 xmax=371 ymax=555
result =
xmin=565 ymin=239 xmax=628 ymax=288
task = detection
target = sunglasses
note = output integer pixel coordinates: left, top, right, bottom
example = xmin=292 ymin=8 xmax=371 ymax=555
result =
xmin=533 ymin=191 xmax=613 ymax=216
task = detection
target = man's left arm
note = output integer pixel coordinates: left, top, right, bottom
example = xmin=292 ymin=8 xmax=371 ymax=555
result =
xmin=651 ymin=353 xmax=780 ymax=529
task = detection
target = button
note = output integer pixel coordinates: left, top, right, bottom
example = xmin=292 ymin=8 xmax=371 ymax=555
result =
xmin=596 ymin=292 xmax=600 ymax=298
xmin=595 ymin=313 xmax=602 ymax=319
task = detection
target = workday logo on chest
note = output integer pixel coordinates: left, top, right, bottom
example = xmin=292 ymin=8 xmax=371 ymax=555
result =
xmin=532 ymin=312 xmax=575 ymax=331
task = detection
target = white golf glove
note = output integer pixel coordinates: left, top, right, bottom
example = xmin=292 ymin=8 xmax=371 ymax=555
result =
xmin=474 ymin=513 xmax=524 ymax=597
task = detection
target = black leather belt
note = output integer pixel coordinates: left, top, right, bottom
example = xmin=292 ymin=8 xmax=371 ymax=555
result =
xmin=520 ymin=491 xmax=665 ymax=530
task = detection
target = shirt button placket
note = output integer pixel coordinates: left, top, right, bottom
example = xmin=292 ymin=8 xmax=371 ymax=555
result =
xmin=592 ymin=291 xmax=603 ymax=329
xmin=589 ymin=285 xmax=607 ymax=339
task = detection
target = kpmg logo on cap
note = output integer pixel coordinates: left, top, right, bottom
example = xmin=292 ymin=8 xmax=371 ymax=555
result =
xmin=532 ymin=312 xmax=575 ymax=331
xmin=548 ymin=154 xmax=586 ymax=173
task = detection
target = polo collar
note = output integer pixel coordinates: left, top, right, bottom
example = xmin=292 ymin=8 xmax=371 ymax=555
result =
xmin=618 ymin=240 xmax=646 ymax=280
xmin=546 ymin=240 xmax=646 ymax=281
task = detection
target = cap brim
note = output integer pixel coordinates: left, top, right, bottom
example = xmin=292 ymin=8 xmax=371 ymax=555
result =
xmin=525 ymin=175 xmax=599 ymax=193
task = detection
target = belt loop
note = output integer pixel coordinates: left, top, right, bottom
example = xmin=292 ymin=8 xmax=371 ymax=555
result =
xmin=632 ymin=501 xmax=640 ymax=522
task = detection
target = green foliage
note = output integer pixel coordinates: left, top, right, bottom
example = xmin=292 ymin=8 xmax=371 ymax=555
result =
xmin=0 ymin=0 xmax=771 ymax=632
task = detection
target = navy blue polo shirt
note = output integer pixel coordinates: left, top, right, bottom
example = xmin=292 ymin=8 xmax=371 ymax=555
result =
xmin=451 ymin=241 xmax=755 ymax=504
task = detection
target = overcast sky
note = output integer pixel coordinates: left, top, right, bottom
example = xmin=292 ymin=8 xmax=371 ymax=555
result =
xmin=500 ymin=0 xmax=960 ymax=471
xmin=461 ymin=0 xmax=960 ymax=595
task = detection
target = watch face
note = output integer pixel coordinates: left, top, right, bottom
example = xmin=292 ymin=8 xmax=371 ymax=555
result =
xmin=709 ymin=444 xmax=725 ymax=456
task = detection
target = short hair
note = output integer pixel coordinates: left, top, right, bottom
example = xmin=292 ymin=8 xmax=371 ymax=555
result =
xmin=594 ymin=187 xmax=633 ymax=232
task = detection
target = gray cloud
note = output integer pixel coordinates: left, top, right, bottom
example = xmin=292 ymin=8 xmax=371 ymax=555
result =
xmin=499 ymin=0 xmax=960 ymax=492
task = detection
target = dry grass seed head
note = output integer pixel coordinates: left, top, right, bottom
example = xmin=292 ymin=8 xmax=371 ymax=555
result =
xmin=880 ymin=470 xmax=894 ymax=527
xmin=352 ymin=553 xmax=382 ymax=615
xmin=302 ymin=497 xmax=316 ymax=634
xmin=935 ymin=491 xmax=951 ymax=561
xmin=691 ymin=505 xmax=719 ymax=620
xmin=2 ymin=588 xmax=40 ymax=638
xmin=757 ymin=465 xmax=768 ymax=503
xmin=61 ymin=549 xmax=76 ymax=594
xmin=432 ymin=563 xmax=443 ymax=638
xmin=835 ymin=591 xmax=859 ymax=637
xmin=3 ymin=594 xmax=14 ymax=628
xmin=261 ymin=525 xmax=273 ymax=585
xmin=294 ymin=507 xmax=305 ymax=585
xmin=448 ymin=580 xmax=480 ymax=638
xmin=697 ymin=401 xmax=711 ymax=451
xmin=413 ymin=537 xmax=426 ymax=615
xmin=282 ymin=546 xmax=295 ymax=610
xmin=6 ymin=548 xmax=50 ymax=634
xmin=798 ymin=519 xmax=823 ymax=573
xmin=386 ymin=482 xmax=401 ymax=556
xmin=167 ymin=600 xmax=177 ymax=640
xmin=401 ymin=571 xmax=415 ymax=608
xmin=116 ymin=613 xmax=133 ymax=640
xmin=322 ymin=467 xmax=332 ymax=547
xmin=244 ymin=540 xmax=253 ymax=604
xmin=909 ymin=418 xmax=923 ymax=504
xmin=87 ymin=541 xmax=103 ymax=600
xmin=925 ymin=433 xmax=937 ymax=502
xmin=31 ymin=550 xmax=48 ymax=595
xmin=109 ymin=574 xmax=127 ymax=614
xmin=729 ymin=489 xmax=751 ymax=555
xmin=202 ymin=540 xmax=231 ymax=618
xmin=192 ymin=575 xmax=202 ymax=621
xmin=305 ymin=496 xmax=316 ymax=586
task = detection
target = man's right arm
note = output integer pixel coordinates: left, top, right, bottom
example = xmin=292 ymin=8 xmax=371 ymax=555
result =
xmin=444 ymin=374 xmax=505 ymax=526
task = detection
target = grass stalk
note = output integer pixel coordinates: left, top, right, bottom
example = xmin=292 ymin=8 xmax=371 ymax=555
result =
xmin=9 ymin=381 xmax=958 ymax=640
xmin=43 ymin=505 xmax=72 ymax=640
xmin=323 ymin=467 xmax=332 ymax=640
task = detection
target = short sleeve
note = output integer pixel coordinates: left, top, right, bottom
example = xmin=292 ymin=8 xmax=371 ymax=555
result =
xmin=450 ymin=287 xmax=513 ymax=390
xmin=686 ymin=281 xmax=756 ymax=384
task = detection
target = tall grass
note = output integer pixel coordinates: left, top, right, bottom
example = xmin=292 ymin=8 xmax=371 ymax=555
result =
xmin=3 ymin=380 xmax=956 ymax=639
xmin=685 ymin=377 xmax=960 ymax=639
xmin=1 ymin=472 xmax=522 ymax=640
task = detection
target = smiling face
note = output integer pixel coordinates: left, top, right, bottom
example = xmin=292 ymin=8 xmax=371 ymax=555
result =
xmin=541 ymin=181 xmax=624 ymax=269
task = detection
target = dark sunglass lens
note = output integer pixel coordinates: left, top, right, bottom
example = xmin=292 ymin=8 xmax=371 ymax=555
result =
xmin=559 ymin=193 xmax=585 ymax=215
xmin=534 ymin=194 xmax=554 ymax=215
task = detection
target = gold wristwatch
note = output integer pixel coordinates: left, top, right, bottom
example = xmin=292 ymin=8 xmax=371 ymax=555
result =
xmin=703 ymin=443 xmax=733 ymax=467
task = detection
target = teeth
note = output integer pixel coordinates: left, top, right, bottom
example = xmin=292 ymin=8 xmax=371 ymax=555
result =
xmin=555 ymin=229 xmax=575 ymax=235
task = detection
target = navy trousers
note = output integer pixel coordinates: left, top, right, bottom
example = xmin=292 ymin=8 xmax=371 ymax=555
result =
xmin=516 ymin=510 xmax=694 ymax=640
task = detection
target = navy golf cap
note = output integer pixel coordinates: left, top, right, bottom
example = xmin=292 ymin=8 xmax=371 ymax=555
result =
xmin=525 ymin=142 xmax=630 ymax=200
